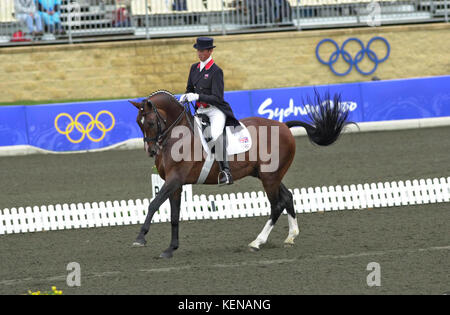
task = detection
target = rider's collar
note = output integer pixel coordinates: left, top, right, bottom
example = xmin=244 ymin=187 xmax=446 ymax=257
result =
xmin=198 ymin=57 xmax=214 ymax=71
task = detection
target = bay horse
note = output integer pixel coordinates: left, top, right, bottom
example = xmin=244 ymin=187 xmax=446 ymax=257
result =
xmin=129 ymin=90 xmax=350 ymax=258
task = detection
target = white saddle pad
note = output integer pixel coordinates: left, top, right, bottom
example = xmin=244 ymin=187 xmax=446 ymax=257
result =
xmin=194 ymin=116 xmax=252 ymax=156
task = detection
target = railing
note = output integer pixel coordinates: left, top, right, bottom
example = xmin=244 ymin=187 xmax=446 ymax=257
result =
xmin=1 ymin=175 xmax=449 ymax=234
xmin=0 ymin=0 xmax=448 ymax=46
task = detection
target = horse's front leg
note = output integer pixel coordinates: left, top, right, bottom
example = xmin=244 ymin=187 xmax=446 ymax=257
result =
xmin=133 ymin=178 xmax=181 ymax=247
xmin=160 ymin=187 xmax=182 ymax=259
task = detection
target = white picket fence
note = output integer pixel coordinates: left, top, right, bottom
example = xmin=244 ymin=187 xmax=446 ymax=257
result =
xmin=1 ymin=176 xmax=449 ymax=235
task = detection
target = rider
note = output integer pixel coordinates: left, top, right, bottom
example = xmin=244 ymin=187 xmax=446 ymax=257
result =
xmin=180 ymin=37 xmax=240 ymax=185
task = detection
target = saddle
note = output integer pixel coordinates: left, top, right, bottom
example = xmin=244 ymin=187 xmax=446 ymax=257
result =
xmin=194 ymin=114 xmax=252 ymax=156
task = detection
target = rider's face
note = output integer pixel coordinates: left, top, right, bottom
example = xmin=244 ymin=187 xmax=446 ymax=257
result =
xmin=197 ymin=49 xmax=213 ymax=62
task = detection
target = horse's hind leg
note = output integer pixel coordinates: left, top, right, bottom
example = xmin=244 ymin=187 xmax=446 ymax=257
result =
xmin=280 ymin=183 xmax=299 ymax=247
xmin=248 ymin=180 xmax=283 ymax=251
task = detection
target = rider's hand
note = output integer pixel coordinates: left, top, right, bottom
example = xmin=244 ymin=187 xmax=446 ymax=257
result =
xmin=179 ymin=93 xmax=199 ymax=103
xmin=186 ymin=93 xmax=199 ymax=102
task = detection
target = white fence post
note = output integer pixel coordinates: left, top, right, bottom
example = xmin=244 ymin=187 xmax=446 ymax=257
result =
xmin=0 ymin=209 xmax=5 ymax=235
xmin=4 ymin=209 xmax=13 ymax=234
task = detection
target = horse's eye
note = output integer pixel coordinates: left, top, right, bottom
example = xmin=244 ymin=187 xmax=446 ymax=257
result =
xmin=148 ymin=122 xmax=155 ymax=128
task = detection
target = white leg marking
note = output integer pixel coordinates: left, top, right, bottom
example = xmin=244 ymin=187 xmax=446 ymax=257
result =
xmin=284 ymin=214 xmax=299 ymax=245
xmin=249 ymin=219 xmax=274 ymax=250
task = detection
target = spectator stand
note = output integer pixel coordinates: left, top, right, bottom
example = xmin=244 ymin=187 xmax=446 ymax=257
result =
xmin=0 ymin=0 xmax=28 ymax=43
xmin=0 ymin=0 xmax=448 ymax=46
xmin=289 ymin=0 xmax=435 ymax=29
xmin=61 ymin=0 xmax=135 ymax=39
xmin=417 ymin=0 xmax=449 ymax=20
xmin=131 ymin=0 xmax=236 ymax=38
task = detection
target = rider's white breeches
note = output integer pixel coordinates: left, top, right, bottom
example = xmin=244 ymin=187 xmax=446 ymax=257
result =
xmin=197 ymin=106 xmax=226 ymax=142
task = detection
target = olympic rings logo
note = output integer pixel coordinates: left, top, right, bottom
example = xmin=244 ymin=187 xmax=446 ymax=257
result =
xmin=54 ymin=110 xmax=115 ymax=143
xmin=316 ymin=37 xmax=390 ymax=76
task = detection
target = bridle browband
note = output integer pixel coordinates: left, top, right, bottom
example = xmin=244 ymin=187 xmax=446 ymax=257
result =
xmin=140 ymin=98 xmax=187 ymax=150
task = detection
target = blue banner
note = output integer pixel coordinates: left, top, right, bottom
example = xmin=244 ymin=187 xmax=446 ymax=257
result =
xmin=360 ymin=77 xmax=450 ymax=122
xmin=0 ymin=106 xmax=28 ymax=146
xmin=0 ymin=75 xmax=449 ymax=152
xmin=26 ymin=100 xmax=141 ymax=152
xmin=224 ymin=90 xmax=253 ymax=120
xmin=247 ymin=83 xmax=364 ymax=123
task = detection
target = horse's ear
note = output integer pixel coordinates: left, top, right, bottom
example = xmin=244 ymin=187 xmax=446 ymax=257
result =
xmin=128 ymin=100 xmax=140 ymax=109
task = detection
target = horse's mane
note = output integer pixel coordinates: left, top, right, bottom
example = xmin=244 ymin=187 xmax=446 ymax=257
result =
xmin=148 ymin=90 xmax=184 ymax=109
xmin=147 ymin=89 xmax=194 ymax=128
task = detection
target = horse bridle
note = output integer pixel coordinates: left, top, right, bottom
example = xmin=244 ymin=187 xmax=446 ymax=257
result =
xmin=140 ymin=98 xmax=187 ymax=150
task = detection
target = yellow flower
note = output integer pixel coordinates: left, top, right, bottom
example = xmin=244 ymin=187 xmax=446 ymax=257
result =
xmin=26 ymin=286 xmax=62 ymax=295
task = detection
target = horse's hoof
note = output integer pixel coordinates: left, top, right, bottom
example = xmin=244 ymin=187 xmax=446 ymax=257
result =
xmin=132 ymin=239 xmax=146 ymax=247
xmin=248 ymin=243 xmax=260 ymax=252
xmin=160 ymin=251 xmax=173 ymax=259
xmin=283 ymin=238 xmax=295 ymax=247
xmin=248 ymin=240 xmax=261 ymax=252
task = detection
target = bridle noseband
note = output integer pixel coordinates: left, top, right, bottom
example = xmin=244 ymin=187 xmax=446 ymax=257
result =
xmin=140 ymin=98 xmax=187 ymax=152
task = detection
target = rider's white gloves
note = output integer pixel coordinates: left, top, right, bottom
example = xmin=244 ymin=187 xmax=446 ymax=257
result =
xmin=187 ymin=93 xmax=199 ymax=102
xmin=180 ymin=93 xmax=199 ymax=103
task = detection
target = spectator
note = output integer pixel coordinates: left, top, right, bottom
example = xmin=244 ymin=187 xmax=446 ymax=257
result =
xmin=172 ymin=0 xmax=187 ymax=11
xmin=113 ymin=0 xmax=131 ymax=27
xmin=246 ymin=0 xmax=260 ymax=25
xmin=113 ymin=6 xmax=131 ymax=27
xmin=37 ymin=0 xmax=65 ymax=34
xmin=173 ymin=0 xmax=196 ymax=24
xmin=14 ymin=0 xmax=44 ymax=36
xmin=245 ymin=0 xmax=292 ymax=25
xmin=273 ymin=0 xmax=292 ymax=24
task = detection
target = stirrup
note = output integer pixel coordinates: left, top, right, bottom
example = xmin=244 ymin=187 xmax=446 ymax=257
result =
xmin=218 ymin=170 xmax=233 ymax=185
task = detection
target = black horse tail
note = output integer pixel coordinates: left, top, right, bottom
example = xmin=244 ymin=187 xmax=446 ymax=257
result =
xmin=285 ymin=90 xmax=351 ymax=146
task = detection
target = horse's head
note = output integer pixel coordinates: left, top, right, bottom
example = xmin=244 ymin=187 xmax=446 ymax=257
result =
xmin=129 ymin=98 xmax=165 ymax=157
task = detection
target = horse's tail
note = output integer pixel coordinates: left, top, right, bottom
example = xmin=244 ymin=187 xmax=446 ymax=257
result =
xmin=285 ymin=90 xmax=351 ymax=146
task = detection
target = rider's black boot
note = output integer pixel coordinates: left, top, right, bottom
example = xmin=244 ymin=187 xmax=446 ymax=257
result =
xmin=217 ymin=131 xmax=233 ymax=185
